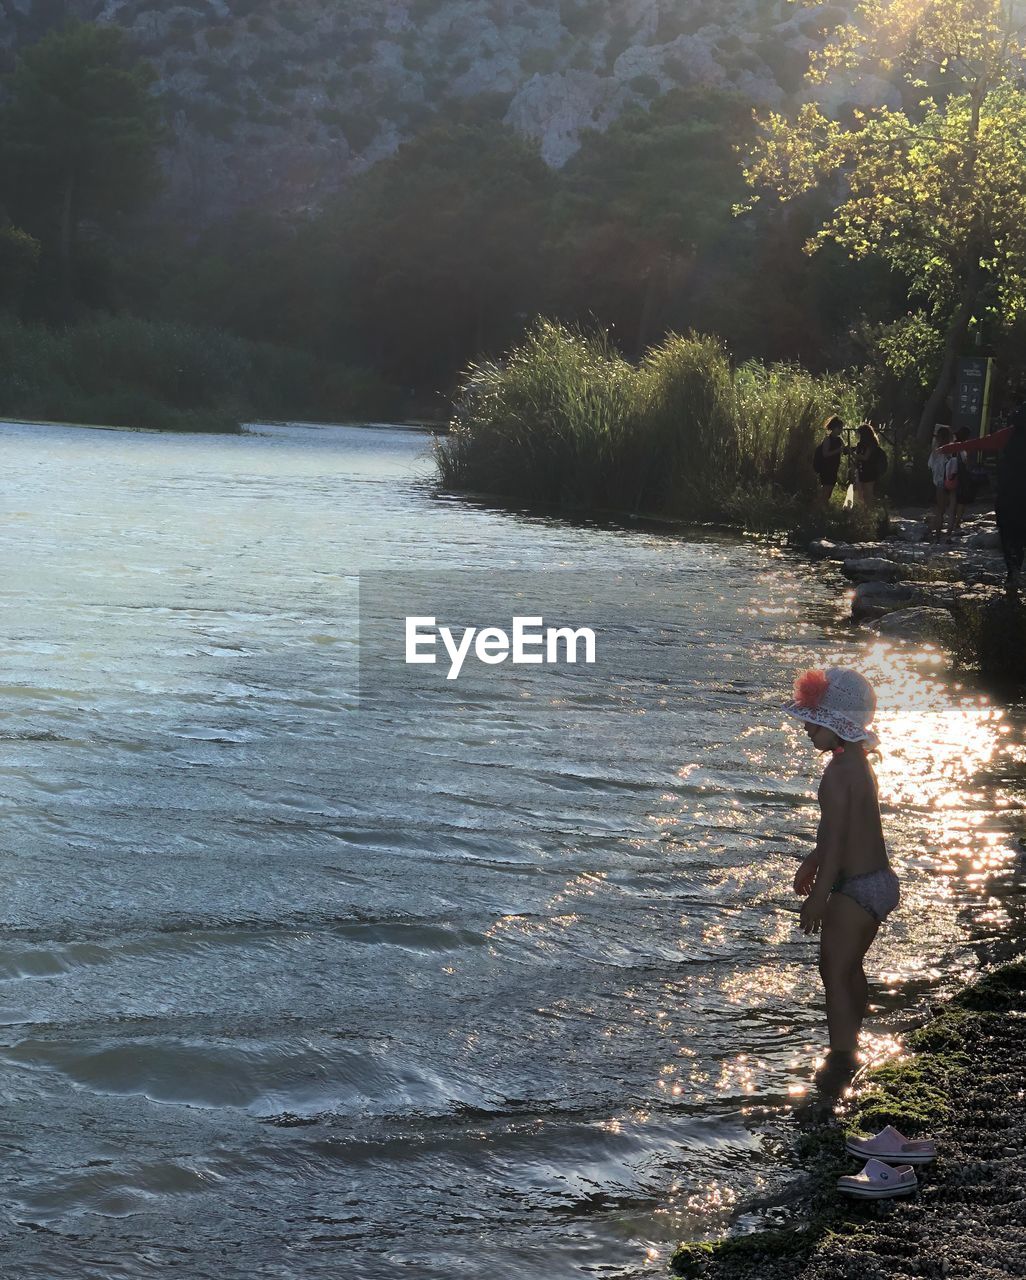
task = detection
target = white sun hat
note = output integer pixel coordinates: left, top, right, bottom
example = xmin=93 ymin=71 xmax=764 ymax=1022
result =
xmin=784 ymin=666 xmax=879 ymax=750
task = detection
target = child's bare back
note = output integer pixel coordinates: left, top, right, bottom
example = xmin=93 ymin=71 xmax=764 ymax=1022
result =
xmin=819 ymin=748 xmax=888 ymax=881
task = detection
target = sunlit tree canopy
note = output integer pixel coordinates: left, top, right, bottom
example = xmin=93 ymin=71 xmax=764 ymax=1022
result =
xmin=744 ymin=0 xmax=1026 ymax=433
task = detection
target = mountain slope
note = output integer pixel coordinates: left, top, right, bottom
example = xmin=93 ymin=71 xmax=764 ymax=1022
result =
xmin=0 ymin=0 xmax=860 ymax=223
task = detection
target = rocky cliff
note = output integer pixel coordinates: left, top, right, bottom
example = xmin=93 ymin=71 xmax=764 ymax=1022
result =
xmin=0 ymin=0 xmax=859 ymax=224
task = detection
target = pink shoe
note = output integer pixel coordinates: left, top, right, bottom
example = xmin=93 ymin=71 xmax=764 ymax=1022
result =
xmin=837 ymin=1157 xmax=918 ymax=1199
xmin=845 ymin=1125 xmax=936 ymax=1166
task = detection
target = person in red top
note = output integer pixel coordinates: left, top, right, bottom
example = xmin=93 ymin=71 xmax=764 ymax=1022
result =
xmin=939 ymin=401 xmax=1026 ymax=596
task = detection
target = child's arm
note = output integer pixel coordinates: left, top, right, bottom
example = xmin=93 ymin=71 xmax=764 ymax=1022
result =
xmin=794 ymin=852 xmax=819 ymax=896
xmin=800 ymin=768 xmax=849 ymax=934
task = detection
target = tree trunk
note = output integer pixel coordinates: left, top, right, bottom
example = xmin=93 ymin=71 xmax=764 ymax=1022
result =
xmin=916 ymin=287 xmax=978 ymax=441
xmin=636 ymin=262 xmax=663 ymax=356
xmin=58 ymin=171 xmax=76 ymax=322
xmin=917 ymin=72 xmax=989 ymax=442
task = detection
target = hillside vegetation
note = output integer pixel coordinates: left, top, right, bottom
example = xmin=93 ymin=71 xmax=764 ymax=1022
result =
xmin=0 ymin=0 xmax=860 ymax=223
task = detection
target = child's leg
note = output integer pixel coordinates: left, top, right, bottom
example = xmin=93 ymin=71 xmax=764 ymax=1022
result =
xmin=818 ymin=892 xmax=880 ymax=1054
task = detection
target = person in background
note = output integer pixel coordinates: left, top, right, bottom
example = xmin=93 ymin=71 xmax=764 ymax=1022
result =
xmin=926 ymin=425 xmax=954 ymax=541
xmin=938 ymin=400 xmax=1026 ymax=596
xmin=943 ymin=427 xmax=975 ymax=541
xmin=853 ymin=423 xmax=887 ymax=506
xmin=813 ymin=416 xmax=845 ymax=506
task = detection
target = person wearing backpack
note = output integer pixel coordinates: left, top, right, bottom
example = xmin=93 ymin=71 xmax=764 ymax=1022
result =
xmin=813 ymin=416 xmax=845 ymax=506
xmin=854 ymin=423 xmax=887 ymax=506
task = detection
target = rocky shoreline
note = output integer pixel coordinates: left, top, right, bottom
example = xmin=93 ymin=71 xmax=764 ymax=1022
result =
xmin=805 ymin=505 xmax=1020 ymax=668
xmin=813 ymin=508 xmax=1002 ymax=607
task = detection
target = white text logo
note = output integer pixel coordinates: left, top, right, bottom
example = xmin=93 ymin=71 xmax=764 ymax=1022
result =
xmin=405 ymin=616 xmax=597 ymax=680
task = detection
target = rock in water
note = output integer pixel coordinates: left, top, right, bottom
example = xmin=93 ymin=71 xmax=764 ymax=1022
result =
xmin=809 ymin=539 xmax=861 ymax=561
xmin=869 ymin=607 xmax=956 ymax=644
xmin=851 ymin=581 xmax=915 ymax=620
xmin=841 ymin=557 xmax=903 ymax=583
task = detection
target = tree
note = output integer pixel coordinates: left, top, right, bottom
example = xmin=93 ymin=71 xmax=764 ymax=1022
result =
xmin=0 ymin=222 xmax=41 ymax=312
xmin=0 ymin=21 xmax=163 ymax=316
xmin=743 ymin=0 xmax=1026 ymax=437
xmin=553 ymin=89 xmax=754 ymax=354
xmin=331 ymin=120 xmax=556 ymax=385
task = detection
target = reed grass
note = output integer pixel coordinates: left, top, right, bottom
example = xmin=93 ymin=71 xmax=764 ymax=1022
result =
xmin=438 ymin=319 xmax=867 ymax=526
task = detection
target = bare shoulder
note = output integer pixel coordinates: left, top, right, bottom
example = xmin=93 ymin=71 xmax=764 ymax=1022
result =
xmin=818 ymin=755 xmax=854 ymax=803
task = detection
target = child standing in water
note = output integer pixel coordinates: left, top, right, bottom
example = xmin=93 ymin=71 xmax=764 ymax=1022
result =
xmin=785 ymin=668 xmax=898 ymax=1087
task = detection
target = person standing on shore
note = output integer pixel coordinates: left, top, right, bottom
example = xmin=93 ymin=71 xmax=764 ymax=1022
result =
xmin=853 ymin=423 xmax=887 ymax=506
xmin=943 ymin=427 xmax=975 ymax=541
xmin=813 ymin=416 xmax=845 ymax=506
xmin=938 ymin=400 xmax=1026 ymax=595
xmin=784 ymin=668 xmax=898 ymax=1091
xmin=926 ymin=425 xmax=955 ymax=541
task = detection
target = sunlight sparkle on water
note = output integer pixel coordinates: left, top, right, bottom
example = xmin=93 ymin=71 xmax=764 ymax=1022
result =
xmin=862 ymin=644 xmax=1002 ymax=811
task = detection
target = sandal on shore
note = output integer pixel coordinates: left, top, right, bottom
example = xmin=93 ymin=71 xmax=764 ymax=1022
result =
xmin=837 ymin=1157 xmax=918 ymax=1199
xmin=845 ymin=1125 xmax=936 ymax=1166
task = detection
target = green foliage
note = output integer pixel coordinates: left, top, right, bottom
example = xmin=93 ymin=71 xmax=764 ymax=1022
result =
xmin=553 ymin=89 xmax=755 ymax=354
xmin=437 ymin=320 xmax=638 ymax=507
xmin=735 ymin=361 xmax=863 ymax=494
xmin=633 ymin=332 xmax=738 ymax=516
xmin=672 ymin=1229 xmax=814 ymax=1277
xmin=331 ymin=120 xmax=557 ymax=383
xmin=0 ymin=20 xmax=162 ymax=215
xmin=0 ymin=224 xmax=41 ymax=311
xmin=0 ymin=316 xmax=400 ymax=432
xmin=0 ymin=21 xmax=163 ymax=316
xmin=521 ymin=46 xmax=559 ymax=75
xmin=438 ymin=319 xmax=865 ymax=525
xmin=849 ymin=1053 xmax=961 ymax=1134
xmin=788 ymin=499 xmax=884 ymax=547
xmin=560 ymin=0 xmax=607 ymax=38
xmin=4 ymin=5 xmax=1008 ymax=411
xmin=339 ymin=111 xmax=379 ymax=152
xmin=954 ymin=960 xmax=1026 ymax=1011
xmin=854 ymin=311 xmax=945 ymax=439
xmin=205 ymin=26 xmax=235 ymax=50
xmin=745 ymin=2 xmax=1026 ymax=433
xmin=629 ymin=73 xmax=661 ymax=98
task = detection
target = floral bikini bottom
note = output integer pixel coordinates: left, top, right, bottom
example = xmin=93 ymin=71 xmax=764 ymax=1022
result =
xmin=832 ymin=867 xmax=900 ymax=924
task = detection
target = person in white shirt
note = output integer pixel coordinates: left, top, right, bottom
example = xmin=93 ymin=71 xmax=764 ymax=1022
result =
xmin=925 ymin=425 xmax=955 ymax=541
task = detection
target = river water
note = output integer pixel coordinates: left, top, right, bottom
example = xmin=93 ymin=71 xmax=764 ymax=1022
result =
xmin=1 ymin=420 xmax=1024 ymax=1280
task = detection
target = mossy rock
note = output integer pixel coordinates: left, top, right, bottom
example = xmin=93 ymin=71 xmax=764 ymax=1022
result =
xmin=672 ymin=1228 xmax=814 ymax=1277
xmin=953 ymin=959 xmax=1026 ymax=1011
xmin=848 ymin=1054 xmax=961 ymax=1135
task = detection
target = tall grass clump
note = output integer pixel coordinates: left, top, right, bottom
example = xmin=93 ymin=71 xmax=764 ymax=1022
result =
xmin=438 ymin=319 xmax=638 ymax=507
xmin=439 ymin=318 xmax=866 ymax=526
xmin=0 ymin=316 xmax=399 ymax=431
xmin=631 ymin=332 xmax=737 ymax=517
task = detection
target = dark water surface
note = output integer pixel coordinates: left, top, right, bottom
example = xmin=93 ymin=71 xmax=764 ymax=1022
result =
xmin=1 ymin=421 xmax=1023 ymax=1279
